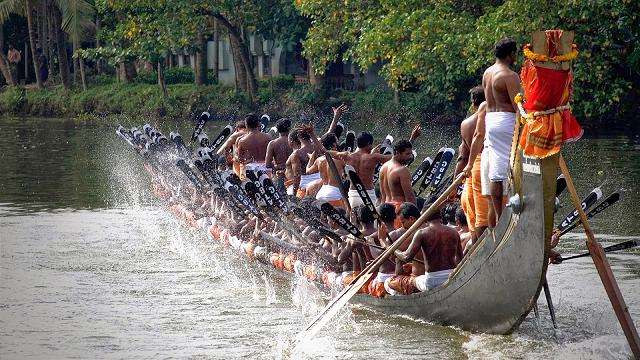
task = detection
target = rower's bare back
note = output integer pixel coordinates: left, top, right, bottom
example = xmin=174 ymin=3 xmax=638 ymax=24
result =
xmin=237 ymin=132 xmax=271 ymax=163
xmin=381 ymin=162 xmax=411 ymax=203
xmin=483 ymin=64 xmax=519 ymax=113
xmin=347 ymin=152 xmax=381 ymax=190
xmin=271 ymin=137 xmax=292 ymax=169
xmin=416 ymin=225 xmax=461 ymax=272
xmin=318 ymin=156 xmax=344 ymax=186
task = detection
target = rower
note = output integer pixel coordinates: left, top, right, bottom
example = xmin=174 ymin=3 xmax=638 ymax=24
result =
xmin=235 ymin=113 xmax=273 ymax=179
xmin=217 ymin=120 xmax=246 ymax=174
xmin=286 ymin=126 xmax=321 ymax=199
xmin=334 ymin=126 xmax=421 ymax=209
xmin=379 ymin=140 xmax=417 ymax=226
xmin=307 ymin=133 xmax=347 ymax=208
xmin=265 ymin=118 xmax=293 ymax=194
xmin=367 ymin=203 xmax=398 ymax=297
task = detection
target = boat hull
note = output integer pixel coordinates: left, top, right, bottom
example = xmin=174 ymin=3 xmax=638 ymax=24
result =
xmin=351 ymin=153 xmax=558 ymax=334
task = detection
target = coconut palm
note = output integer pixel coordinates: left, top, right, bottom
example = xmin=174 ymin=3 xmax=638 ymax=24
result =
xmin=0 ymin=0 xmax=94 ymax=89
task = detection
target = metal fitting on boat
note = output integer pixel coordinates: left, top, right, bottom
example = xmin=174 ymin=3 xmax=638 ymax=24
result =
xmin=554 ymin=197 xmax=561 ymax=213
xmin=506 ymin=194 xmax=523 ymax=214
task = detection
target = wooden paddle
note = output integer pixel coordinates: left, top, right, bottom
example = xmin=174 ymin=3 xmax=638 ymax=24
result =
xmin=291 ymin=173 xmax=465 ymax=349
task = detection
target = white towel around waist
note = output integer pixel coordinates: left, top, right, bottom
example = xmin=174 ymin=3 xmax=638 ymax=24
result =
xmin=348 ymin=188 xmax=378 ymax=208
xmin=316 ymin=184 xmax=342 ymax=201
xmin=415 ymin=269 xmax=454 ymax=291
xmin=300 ymin=172 xmax=321 ymax=189
xmin=484 ymin=112 xmax=516 ymax=156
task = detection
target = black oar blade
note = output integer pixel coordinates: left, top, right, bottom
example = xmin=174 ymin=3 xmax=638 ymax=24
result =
xmin=418 ymin=148 xmax=444 ymax=194
xmin=209 ymin=125 xmax=233 ymax=153
xmin=556 ymin=174 xmax=567 ymax=197
xmin=411 ymin=157 xmax=433 ymax=188
xmin=191 ymin=110 xmax=211 ymax=141
xmin=260 ymin=114 xmax=270 ymax=132
xmin=345 ymin=131 xmax=356 ymax=152
xmin=558 ymin=187 xmax=603 ymax=233
xmin=425 ymin=148 xmax=455 ymax=197
xmin=345 ymin=165 xmax=379 ymax=220
xmin=319 ymin=202 xmax=364 ymax=240
xmin=561 ymin=239 xmax=640 ymax=262
xmin=559 ymin=192 xmax=621 ymax=236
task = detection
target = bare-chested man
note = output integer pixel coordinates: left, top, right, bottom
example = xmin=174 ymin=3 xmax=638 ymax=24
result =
xmin=235 ymin=113 xmax=273 ymax=179
xmin=366 ymin=203 xmax=398 ymax=297
xmin=464 ymin=37 xmax=521 ymax=226
xmin=306 ymin=133 xmax=347 ymax=208
xmin=379 ymin=140 xmax=417 ymax=226
xmin=265 ymin=118 xmax=292 ymax=193
xmin=337 ymin=126 xmax=421 ymax=209
xmin=286 ymin=127 xmax=321 ymax=198
xmin=217 ymin=121 xmax=246 ymax=174
xmin=455 ymin=86 xmax=490 ymax=242
xmin=393 ymin=209 xmax=462 ymax=292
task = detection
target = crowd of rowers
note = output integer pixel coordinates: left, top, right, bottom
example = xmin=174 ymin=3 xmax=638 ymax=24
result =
xmin=147 ymin=37 xmax=558 ymax=297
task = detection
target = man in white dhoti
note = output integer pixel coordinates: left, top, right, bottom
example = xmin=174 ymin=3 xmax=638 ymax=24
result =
xmin=464 ymin=37 xmax=521 ymax=226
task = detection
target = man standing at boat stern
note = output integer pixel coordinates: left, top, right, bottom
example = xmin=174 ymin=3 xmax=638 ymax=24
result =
xmin=465 ymin=37 xmax=521 ymax=226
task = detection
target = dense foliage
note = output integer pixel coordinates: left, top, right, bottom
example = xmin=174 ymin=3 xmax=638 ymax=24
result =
xmin=296 ymin=0 xmax=640 ymax=125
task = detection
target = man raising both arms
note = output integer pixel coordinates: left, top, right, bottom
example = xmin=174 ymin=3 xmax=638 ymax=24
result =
xmin=379 ymin=140 xmax=417 ymax=227
xmin=235 ymin=113 xmax=273 ymax=179
xmin=464 ymin=37 xmax=521 ymax=226
xmin=265 ymin=118 xmax=292 ymax=194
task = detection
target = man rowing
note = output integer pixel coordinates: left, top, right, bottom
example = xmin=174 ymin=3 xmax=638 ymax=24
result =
xmin=286 ymin=126 xmax=322 ymax=198
xmin=336 ymin=126 xmax=421 ymax=209
xmin=235 ymin=113 xmax=273 ymax=179
xmin=265 ymin=118 xmax=293 ymax=194
xmin=307 ymin=132 xmax=347 ymax=208
xmin=456 ymin=86 xmax=489 ymax=242
xmin=464 ymin=37 xmax=521 ymax=226
xmin=392 ymin=210 xmax=462 ymax=293
xmin=217 ymin=120 xmax=246 ymax=174
xmin=379 ymin=140 xmax=417 ymax=227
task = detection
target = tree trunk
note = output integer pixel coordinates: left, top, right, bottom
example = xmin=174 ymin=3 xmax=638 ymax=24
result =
xmin=72 ymin=41 xmax=79 ymax=84
xmin=79 ymin=58 xmax=87 ymax=91
xmin=0 ymin=27 xmax=16 ymax=86
xmin=214 ymin=15 xmax=257 ymax=103
xmin=45 ymin=2 xmax=55 ymax=77
xmin=25 ymin=0 xmax=43 ymax=88
xmin=230 ymin=35 xmax=245 ymax=91
xmin=212 ymin=18 xmax=219 ymax=84
xmin=195 ymin=33 xmax=207 ymax=85
xmin=157 ymin=60 xmax=168 ymax=98
xmin=52 ymin=6 xmax=70 ymax=89
xmin=95 ymin=18 xmax=102 ymax=74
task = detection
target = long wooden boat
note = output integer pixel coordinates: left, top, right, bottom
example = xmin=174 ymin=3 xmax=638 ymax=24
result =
xmin=120 ymin=123 xmax=558 ymax=336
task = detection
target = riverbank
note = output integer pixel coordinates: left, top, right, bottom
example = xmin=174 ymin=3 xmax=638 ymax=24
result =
xmin=0 ymin=79 xmax=459 ymax=125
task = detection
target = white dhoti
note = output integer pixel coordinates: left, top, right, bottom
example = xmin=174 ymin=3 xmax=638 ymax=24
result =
xmin=287 ymin=185 xmax=295 ymax=196
xmin=348 ymin=188 xmax=378 ymax=209
xmin=414 ymin=269 xmax=454 ymax=291
xmin=244 ymin=162 xmax=270 ymax=174
xmin=300 ymin=172 xmax=321 ymax=190
xmin=316 ymin=184 xmax=343 ymax=202
xmin=484 ymin=112 xmax=516 ymax=182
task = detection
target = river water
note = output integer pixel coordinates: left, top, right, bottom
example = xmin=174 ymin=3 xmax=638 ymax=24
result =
xmin=1 ymin=116 xmax=638 ymax=359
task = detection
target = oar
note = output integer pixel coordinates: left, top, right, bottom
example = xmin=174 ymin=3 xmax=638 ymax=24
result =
xmin=417 ymin=148 xmax=444 ymax=195
xmin=558 ymin=239 xmax=640 ymax=262
xmin=424 ymin=148 xmax=455 ymax=198
xmin=556 ymin=174 xmax=566 ymax=197
xmin=291 ymin=173 xmax=465 ymax=349
xmin=411 ymin=157 xmax=433 ymax=187
xmin=209 ymin=125 xmax=233 ymax=153
xmin=560 ymin=192 xmax=620 ymax=236
xmin=557 ymin=186 xmax=603 ymax=233
xmin=319 ymin=203 xmax=417 ymax=264
xmin=325 ymin=151 xmax=351 ymax=213
xmin=191 ymin=108 xmax=211 ymax=141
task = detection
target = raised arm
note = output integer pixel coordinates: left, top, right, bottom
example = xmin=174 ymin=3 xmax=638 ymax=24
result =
xmin=324 ymin=104 xmax=348 ymax=136
xmin=306 ymin=152 xmax=320 ymax=174
xmin=463 ymin=102 xmax=486 ymax=177
xmin=409 ymin=125 xmax=422 ymax=144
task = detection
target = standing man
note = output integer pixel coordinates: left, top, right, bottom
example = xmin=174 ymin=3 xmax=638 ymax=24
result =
xmin=455 ymin=86 xmax=489 ymax=241
xmin=306 ymin=133 xmax=347 ymax=208
xmin=464 ymin=37 xmax=520 ymax=226
xmin=379 ymin=140 xmax=417 ymax=216
xmin=217 ymin=120 xmax=246 ymax=176
xmin=7 ymin=44 xmax=21 ymax=83
xmin=265 ymin=118 xmax=292 ymax=194
xmin=36 ymin=48 xmax=48 ymax=84
xmin=235 ymin=113 xmax=273 ymax=178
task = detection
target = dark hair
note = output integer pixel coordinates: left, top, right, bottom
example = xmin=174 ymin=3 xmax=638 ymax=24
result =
xmin=321 ymin=133 xmax=338 ymax=150
xmin=393 ymin=139 xmax=413 ymax=154
xmin=425 ymin=207 xmax=442 ymax=222
xmin=235 ymin=120 xmax=246 ymax=130
xmin=276 ymin=118 xmax=291 ymax=133
xmin=245 ymin=113 xmax=260 ymax=129
xmin=470 ymin=86 xmax=485 ymax=107
xmin=378 ymin=203 xmax=396 ymax=223
xmin=355 ymin=205 xmax=375 ymax=225
xmin=441 ymin=204 xmax=457 ymax=225
xmin=288 ymin=130 xmax=300 ymax=145
xmin=356 ymin=132 xmax=374 ymax=148
xmin=455 ymin=206 xmax=467 ymax=226
xmin=398 ymin=202 xmax=420 ymax=220
xmin=494 ymin=37 xmax=517 ymax=59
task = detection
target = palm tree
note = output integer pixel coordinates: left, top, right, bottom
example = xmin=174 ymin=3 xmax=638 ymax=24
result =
xmin=0 ymin=0 xmax=94 ymax=89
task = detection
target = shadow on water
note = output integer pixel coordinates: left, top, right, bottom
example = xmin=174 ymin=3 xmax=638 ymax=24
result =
xmin=0 ymin=116 xmax=639 ymax=359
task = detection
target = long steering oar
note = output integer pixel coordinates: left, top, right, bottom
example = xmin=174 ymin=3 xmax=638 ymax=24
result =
xmin=291 ymin=173 xmax=465 ymax=350
xmin=559 ymin=239 xmax=640 ymax=262
xmin=559 ymin=192 xmax=620 ymax=236
xmin=557 ymin=185 xmax=603 ymax=233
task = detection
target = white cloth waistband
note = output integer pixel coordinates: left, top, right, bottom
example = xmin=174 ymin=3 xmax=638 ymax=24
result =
xmin=316 ymin=184 xmax=342 ymax=201
xmin=245 ymin=162 xmax=268 ymax=172
xmin=300 ymin=172 xmax=321 ymax=189
xmin=415 ymin=269 xmax=454 ymax=292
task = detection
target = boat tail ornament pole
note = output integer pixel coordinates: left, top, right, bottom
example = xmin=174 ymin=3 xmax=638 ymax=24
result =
xmin=559 ymin=155 xmax=640 ymax=358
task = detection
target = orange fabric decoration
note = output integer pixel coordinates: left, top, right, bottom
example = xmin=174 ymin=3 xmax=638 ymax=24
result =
xmin=518 ymin=31 xmax=583 ymax=158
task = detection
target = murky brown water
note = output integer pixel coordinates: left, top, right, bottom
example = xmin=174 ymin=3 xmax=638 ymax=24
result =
xmin=1 ymin=116 xmax=638 ymax=359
